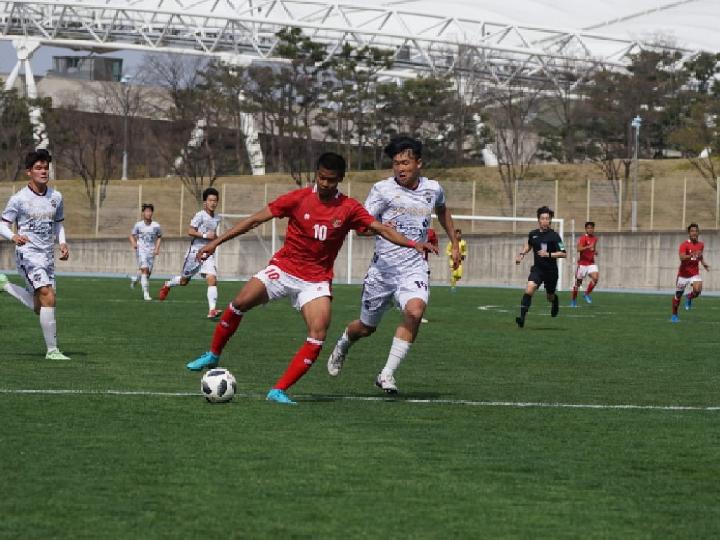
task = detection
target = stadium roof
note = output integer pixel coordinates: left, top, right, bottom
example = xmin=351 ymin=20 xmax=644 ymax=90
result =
xmin=1 ymin=1 xmax=718 ymax=86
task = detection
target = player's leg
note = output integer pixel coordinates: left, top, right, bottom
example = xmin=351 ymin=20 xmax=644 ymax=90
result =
xmin=36 ymin=285 xmax=70 ymax=360
xmin=584 ymin=267 xmax=598 ymax=303
xmin=375 ymin=276 xmax=428 ymax=394
xmin=516 ymin=276 xmax=539 ymax=328
xmin=186 ymin=276 xmax=269 ymax=370
xmin=328 ymin=269 xmax=392 ymax=376
xmin=130 ymin=268 xmax=141 ymax=288
xmin=268 ymin=295 xmax=331 ymax=404
xmin=671 ymin=277 xmax=685 ymax=322
xmin=571 ymin=266 xmax=582 ymax=307
xmin=159 ymin=249 xmax=196 ymax=300
xmin=0 ymin=273 xmax=35 ymax=310
xmin=686 ymin=279 xmax=702 ymax=310
xmin=546 ymin=274 xmax=560 ymax=317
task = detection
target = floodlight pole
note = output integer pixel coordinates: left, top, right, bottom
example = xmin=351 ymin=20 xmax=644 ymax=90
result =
xmin=121 ymin=75 xmax=130 ymax=181
xmin=631 ymin=115 xmax=642 ymax=232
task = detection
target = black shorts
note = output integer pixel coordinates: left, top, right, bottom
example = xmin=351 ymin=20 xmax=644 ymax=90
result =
xmin=528 ymin=268 xmax=558 ymax=294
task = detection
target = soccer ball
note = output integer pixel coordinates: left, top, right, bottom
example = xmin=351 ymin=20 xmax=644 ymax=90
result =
xmin=201 ymin=368 xmax=237 ymax=403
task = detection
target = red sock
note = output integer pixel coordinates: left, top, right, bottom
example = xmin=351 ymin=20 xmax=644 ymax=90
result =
xmin=210 ymin=304 xmax=244 ymax=355
xmin=586 ymin=281 xmax=596 ymax=294
xmin=273 ymin=338 xmax=323 ymax=391
xmin=672 ymin=297 xmax=680 ymax=315
xmin=687 ymin=291 xmax=695 ymax=300
xmin=572 ymin=286 xmax=578 ymax=300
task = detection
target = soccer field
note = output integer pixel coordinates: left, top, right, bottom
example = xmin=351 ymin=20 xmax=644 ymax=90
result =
xmin=1 ymin=277 xmax=719 ymax=538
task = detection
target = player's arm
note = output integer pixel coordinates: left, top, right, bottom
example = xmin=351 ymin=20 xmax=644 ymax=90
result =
xmin=154 ymin=236 xmax=162 ymax=256
xmin=129 ymin=232 xmax=138 ymax=250
xmin=679 ymin=246 xmax=692 ymax=261
xmin=0 ymin=219 xmax=27 ymax=246
xmin=188 ymin=225 xmax=216 ymax=241
xmin=515 ymin=241 xmax=530 ymax=265
xmin=548 ymin=236 xmax=566 ymax=259
xmin=197 ymin=206 xmax=274 ymax=261
xmin=436 ymin=205 xmax=461 ymax=269
xmin=55 ymin=221 xmax=69 ymax=261
xmin=366 ymin=220 xmax=438 ymax=255
xmin=577 ymin=238 xmax=587 ymax=251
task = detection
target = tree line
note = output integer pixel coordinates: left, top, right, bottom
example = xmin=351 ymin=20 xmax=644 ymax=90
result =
xmin=1 ymin=28 xmax=719 ymax=212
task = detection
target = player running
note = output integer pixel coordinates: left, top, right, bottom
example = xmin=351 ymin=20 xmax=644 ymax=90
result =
xmin=129 ymin=203 xmax=162 ymax=301
xmin=514 ymin=206 xmax=566 ymax=328
xmin=0 ymin=149 xmax=71 ymax=360
xmin=570 ymin=221 xmax=599 ymax=307
xmin=446 ymin=228 xmax=467 ymax=291
xmin=326 ymin=137 xmax=461 ymax=394
xmin=671 ymin=223 xmax=710 ymax=323
xmin=185 ymin=152 xmax=437 ymax=405
xmin=158 ymin=187 xmax=221 ymax=318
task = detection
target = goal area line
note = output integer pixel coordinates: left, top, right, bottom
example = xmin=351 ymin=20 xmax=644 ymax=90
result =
xmin=1 ymin=388 xmax=717 ymax=412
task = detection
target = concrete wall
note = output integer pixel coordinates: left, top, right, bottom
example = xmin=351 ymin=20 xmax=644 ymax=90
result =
xmin=1 ymin=231 xmax=717 ymax=292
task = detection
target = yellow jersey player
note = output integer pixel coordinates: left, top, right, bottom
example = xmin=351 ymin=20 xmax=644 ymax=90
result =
xmin=446 ymin=228 xmax=467 ymax=290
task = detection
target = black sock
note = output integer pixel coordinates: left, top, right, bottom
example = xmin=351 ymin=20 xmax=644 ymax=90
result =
xmin=520 ymin=293 xmax=532 ymax=319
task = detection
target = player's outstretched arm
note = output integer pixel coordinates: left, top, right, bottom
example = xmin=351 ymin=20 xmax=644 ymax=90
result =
xmin=368 ymin=220 xmax=438 ymax=255
xmin=197 ymin=207 xmax=274 ymax=261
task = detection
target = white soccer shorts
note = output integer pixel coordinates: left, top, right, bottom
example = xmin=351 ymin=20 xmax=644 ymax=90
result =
xmin=254 ymin=264 xmax=332 ymax=311
xmin=676 ymin=274 xmax=702 ymax=291
xmin=359 ymin=266 xmax=429 ymax=328
xmin=575 ymin=264 xmax=599 ymax=280
xmin=181 ymin=249 xmax=217 ymax=279
xmin=137 ymin=250 xmax=156 ymax=272
xmin=16 ymin=248 xmax=55 ymax=291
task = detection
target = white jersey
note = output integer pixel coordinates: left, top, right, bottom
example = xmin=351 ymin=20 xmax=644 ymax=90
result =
xmin=365 ymin=176 xmax=446 ymax=275
xmin=132 ymin=220 xmax=162 ymax=254
xmin=189 ymin=210 xmax=221 ymax=249
xmin=1 ymin=185 xmax=64 ymax=253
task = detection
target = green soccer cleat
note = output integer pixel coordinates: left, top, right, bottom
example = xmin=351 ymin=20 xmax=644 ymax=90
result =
xmin=0 ymin=273 xmax=8 ymax=290
xmin=45 ymin=348 xmax=71 ymax=360
xmin=266 ymin=389 xmax=296 ymax=405
xmin=186 ymin=351 xmax=219 ymax=371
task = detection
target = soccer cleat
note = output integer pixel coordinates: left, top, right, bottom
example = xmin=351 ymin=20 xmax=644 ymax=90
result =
xmin=583 ymin=293 xmax=592 ymax=304
xmin=0 ymin=273 xmax=8 ymax=290
xmin=158 ymin=284 xmax=170 ymax=301
xmin=551 ymin=298 xmax=559 ymax=317
xmin=685 ymin=297 xmax=692 ymax=311
xmin=143 ymin=293 xmax=152 ymax=301
xmin=570 ymin=299 xmax=577 ymax=308
xmin=266 ymin=389 xmax=297 ymax=405
xmin=207 ymin=309 xmax=221 ymax=319
xmin=186 ymin=351 xmax=219 ymax=371
xmin=515 ymin=316 xmax=525 ymax=328
xmin=327 ymin=344 xmax=347 ymax=377
xmin=45 ymin=348 xmax=71 ymax=360
xmin=671 ymin=314 xmax=680 ymax=323
xmin=421 ymin=318 xmax=429 ymax=323
xmin=130 ymin=277 xmax=137 ymax=289
xmin=375 ymin=372 xmax=398 ymax=394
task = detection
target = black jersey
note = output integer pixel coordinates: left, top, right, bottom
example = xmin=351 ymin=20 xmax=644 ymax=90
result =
xmin=527 ymin=228 xmax=565 ymax=272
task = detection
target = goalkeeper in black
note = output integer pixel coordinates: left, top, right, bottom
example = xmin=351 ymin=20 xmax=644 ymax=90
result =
xmin=514 ymin=206 xmax=567 ymax=328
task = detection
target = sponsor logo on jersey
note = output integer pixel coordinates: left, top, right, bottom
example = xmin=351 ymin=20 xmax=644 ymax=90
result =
xmin=333 ymin=219 xmax=342 ymax=228
xmin=304 ymin=213 xmax=310 ymax=220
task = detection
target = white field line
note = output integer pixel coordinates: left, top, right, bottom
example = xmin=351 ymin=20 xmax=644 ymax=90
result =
xmin=1 ymin=388 xmax=719 ymax=411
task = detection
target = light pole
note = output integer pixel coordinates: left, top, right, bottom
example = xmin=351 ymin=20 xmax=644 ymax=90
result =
xmin=630 ymin=115 xmax=642 ymax=232
xmin=121 ymin=75 xmax=130 ymax=181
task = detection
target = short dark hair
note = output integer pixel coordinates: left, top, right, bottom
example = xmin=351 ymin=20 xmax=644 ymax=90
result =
xmin=25 ymin=149 xmax=52 ymax=170
xmin=316 ymin=152 xmax=346 ymax=177
xmin=537 ymin=206 xmax=554 ymax=219
xmin=455 ymin=228 xmax=462 ymax=234
xmin=202 ymin=187 xmax=219 ymax=201
xmin=688 ymin=222 xmax=699 ymax=232
xmin=141 ymin=203 xmax=154 ymax=212
xmin=585 ymin=221 xmax=595 ymax=228
xmin=384 ymin=136 xmax=422 ymax=160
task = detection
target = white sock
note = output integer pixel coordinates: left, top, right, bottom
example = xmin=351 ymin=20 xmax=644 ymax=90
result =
xmin=336 ymin=328 xmax=355 ymax=355
xmin=382 ymin=336 xmax=411 ymax=377
xmin=131 ymin=272 xmax=140 ymax=284
xmin=39 ymin=306 xmax=58 ymax=351
xmin=141 ymin=275 xmax=149 ymax=295
xmin=3 ymin=282 xmax=35 ymax=310
xmin=207 ymin=286 xmax=218 ymax=310
xmin=167 ymin=276 xmax=182 ymax=287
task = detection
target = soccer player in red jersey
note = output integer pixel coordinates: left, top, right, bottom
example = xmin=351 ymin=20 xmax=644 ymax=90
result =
xmin=570 ymin=221 xmax=599 ymax=307
xmin=185 ymin=152 xmax=437 ymax=404
xmin=671 ymin=223 xmax=710 ymax=322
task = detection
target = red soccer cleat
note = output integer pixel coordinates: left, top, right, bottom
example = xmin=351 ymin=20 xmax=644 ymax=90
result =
xmin=207 ymin=309 xmax=221 ymax=319
xmin=158 ymin=284 xmax=170 ymax=301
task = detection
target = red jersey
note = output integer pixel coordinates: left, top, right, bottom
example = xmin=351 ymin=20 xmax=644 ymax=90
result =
xmin=268 ymin=186 xmax=375 ymax=281
xmin=425 ymin=228 xmax=438 ymax=262
xmin=577 ymin=234 xmax=598 ymax=265
xmin=678 ymin=239 xmax=704 ymax=278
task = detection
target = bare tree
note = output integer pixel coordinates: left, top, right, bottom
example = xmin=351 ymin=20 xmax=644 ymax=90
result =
xmin=0 ymin=88 xmax=35 ymax=181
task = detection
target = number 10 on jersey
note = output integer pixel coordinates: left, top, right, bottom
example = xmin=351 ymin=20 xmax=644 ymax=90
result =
xmin=313 ymin=224 xmax=328 ymax=241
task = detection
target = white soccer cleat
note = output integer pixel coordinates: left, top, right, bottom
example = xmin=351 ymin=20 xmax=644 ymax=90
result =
xmin=327 ymin=344 xmax=347 ymax=377
xmin=375 ymin=372 xmax=398 ymax=394
xmin=143 ymin=293 xmax=152 ymax=301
